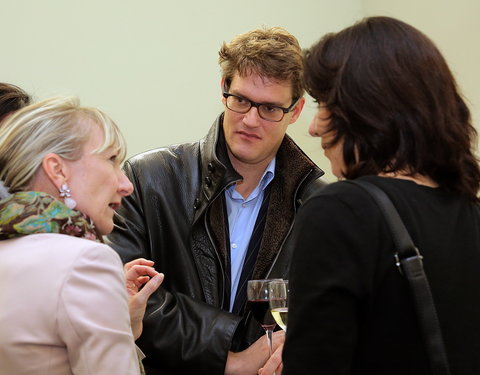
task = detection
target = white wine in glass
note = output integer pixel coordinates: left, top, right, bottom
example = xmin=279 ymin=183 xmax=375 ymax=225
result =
xmin=269 ymin=280 xmax=288 ymax=331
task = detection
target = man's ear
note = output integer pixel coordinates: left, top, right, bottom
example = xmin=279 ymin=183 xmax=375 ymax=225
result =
xmin=220 ymin=79 xmax=227 ymax=105
xmin=288 ymin=97 xmax=306 ymax=124
xmin=41 ymin=153 xmax=69 ymax=189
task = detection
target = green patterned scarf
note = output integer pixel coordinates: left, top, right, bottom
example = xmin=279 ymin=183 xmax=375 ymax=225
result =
xmin=0 ymin=191 xmax=101 ymax=242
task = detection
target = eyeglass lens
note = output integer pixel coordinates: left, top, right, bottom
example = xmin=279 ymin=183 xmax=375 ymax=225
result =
xmin=226 ymin=95 xmax=285 ymax=122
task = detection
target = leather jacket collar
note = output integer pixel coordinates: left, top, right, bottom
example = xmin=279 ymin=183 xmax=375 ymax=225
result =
xmin=193 ymin=113 xmax=240 ymax=223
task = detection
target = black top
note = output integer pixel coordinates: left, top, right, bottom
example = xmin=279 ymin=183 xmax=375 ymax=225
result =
xmin=283 ymin=176 xmax=480 ymax=375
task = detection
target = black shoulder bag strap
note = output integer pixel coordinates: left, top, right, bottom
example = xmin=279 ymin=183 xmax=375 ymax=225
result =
xmin=350 ymin=179 xmax=451 ymax=375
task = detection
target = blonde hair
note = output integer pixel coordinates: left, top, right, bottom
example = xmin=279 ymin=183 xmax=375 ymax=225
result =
xmin=219 ymin=27 xmax=304 ymax=99
xmin=0 ymin=96 xmax=127 ymax=192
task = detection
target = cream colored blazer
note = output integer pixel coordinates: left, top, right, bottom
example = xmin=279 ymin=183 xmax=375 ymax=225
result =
xmin=0 ymin=233 xmax=140 ymax=375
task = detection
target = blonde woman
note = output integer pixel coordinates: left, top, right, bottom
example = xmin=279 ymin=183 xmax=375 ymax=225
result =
xmin=0 ymin=97 xmax=163 ymax=374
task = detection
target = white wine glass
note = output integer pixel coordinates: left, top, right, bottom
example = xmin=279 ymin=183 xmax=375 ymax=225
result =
xmin=247 ymin=279 xmax=278 ymax=357
xmin=269 ymin=279 xmax=288 ymax=331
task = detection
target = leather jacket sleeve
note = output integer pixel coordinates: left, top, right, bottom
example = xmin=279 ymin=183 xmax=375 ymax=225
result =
xmin=107 ymin=156 xmax=242 ymax=375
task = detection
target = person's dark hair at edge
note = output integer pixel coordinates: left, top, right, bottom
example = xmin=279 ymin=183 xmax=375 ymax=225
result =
xmin=0 ymin=83 xmax=31 ymax=123
xmin=304 ymin=16 xmax=480 ymax=201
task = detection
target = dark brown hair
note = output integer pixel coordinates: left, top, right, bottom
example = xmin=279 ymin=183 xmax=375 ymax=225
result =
xmin=0 ymin=83 xmax=30 ymax=123
xmin=219 ymin=27 xmax=304 ymax=100
xmin=304 ymin=16 xmax=480 ymax=200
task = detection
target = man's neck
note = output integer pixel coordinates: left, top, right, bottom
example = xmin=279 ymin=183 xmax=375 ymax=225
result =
xmin=228 ymin=154 xmax=273 ymax=199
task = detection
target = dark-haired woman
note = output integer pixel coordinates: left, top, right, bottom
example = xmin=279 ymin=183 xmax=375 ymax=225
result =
xmin=282 ymin=16 xmax=480 ymax=375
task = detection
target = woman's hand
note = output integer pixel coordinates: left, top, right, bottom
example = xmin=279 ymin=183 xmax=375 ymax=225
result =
xmin=258 ymin=343 xmax=283 ymax=375
xmin=225 ymin=330 xmax=285 ymax=375
xmin=124 ymin=258 xmax=164 ymax=340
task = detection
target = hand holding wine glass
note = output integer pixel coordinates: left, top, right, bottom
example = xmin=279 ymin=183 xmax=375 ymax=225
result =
xmin=269 ymin=279 xmax=288 ymax=331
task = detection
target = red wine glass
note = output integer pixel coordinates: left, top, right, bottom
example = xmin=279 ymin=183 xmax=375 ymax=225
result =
xmin=247 ymin=279 xmax=278 ymax=358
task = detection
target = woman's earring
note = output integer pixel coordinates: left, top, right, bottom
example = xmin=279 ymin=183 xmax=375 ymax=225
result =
xmin=59 ymin=183 xmax=77 ymax=209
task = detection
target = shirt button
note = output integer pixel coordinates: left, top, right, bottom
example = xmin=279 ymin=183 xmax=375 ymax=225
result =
xmin=242 ymin=203 xmax=246 ymax=208
xmin=231 ymin=243 xmax=238 ymax=249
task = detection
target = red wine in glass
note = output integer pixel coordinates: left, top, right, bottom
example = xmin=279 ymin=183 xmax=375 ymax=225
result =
xmin=247 ymin=299 xmax=276 ymax=329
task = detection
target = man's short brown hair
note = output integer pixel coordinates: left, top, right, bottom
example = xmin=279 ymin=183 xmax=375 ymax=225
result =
xmin=219 ymin=27 xmax=304 ymax=100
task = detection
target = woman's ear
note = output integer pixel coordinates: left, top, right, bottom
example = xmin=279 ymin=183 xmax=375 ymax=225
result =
xmin=41 ymin=153 xmax=69 ymax=190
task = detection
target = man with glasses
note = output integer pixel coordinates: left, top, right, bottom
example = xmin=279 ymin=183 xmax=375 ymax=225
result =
xmin=108 ymin=27 xmax=326 ymax=375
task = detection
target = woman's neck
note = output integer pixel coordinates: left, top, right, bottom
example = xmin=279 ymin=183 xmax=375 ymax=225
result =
xmin=378 ymin=172 xmax=439 ymax=188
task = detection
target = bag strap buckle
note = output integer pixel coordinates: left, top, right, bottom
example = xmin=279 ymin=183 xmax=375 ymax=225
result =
xmin=395 ymin=247 xmax=423 ymax=276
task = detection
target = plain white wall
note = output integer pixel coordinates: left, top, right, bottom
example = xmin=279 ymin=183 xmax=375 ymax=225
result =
xmin=2 ymin=1 xmax=478 ymax=182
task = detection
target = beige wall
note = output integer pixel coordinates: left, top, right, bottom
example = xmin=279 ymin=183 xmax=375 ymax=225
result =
xmin=363 ymin=0 xmax=480 ymax=136
xmin=2 ymin=0 xmax=361 ymax=183
xmin=2 ymin=1 xmax=478 ymax=182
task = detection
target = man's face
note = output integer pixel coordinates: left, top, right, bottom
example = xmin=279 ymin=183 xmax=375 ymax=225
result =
xmin=222 ymin=72 xmax=304 ymax=170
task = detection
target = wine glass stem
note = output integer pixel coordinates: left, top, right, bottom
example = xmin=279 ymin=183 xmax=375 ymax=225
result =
xmin=265 ymin=328 xmax=277 ymax=375
xmin=265 ymin=328 xmax=274 ymax=356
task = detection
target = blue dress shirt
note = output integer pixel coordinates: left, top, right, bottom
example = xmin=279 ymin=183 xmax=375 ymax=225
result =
xmin=224 ymin=158 xmax=276 ymax=312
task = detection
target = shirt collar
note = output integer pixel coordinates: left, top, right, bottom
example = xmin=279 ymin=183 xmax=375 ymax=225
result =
xmin=226 ymin=157 xmax=276 ymax=200
xmin=260 ymin=157 xmax=276 ymax=190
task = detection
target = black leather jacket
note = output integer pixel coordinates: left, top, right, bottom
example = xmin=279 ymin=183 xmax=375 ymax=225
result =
xmin=108 ymin=114 xmax=326 ymax=375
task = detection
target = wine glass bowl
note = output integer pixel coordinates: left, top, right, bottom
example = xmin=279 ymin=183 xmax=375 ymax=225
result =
xmin=247 ymin=279 xmax=277 ymax=330
xmin=269 ymin=280 xmax=289 ymax=331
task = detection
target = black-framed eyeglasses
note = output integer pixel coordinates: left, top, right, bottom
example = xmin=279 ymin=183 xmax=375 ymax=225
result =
xmin=222 ymin=92 xmax=299 ymax=122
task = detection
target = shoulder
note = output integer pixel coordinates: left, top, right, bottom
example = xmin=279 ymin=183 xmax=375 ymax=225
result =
xmin=299 ymin=175 xmax=454 ymax=227
xmin=304 ymin=179 xmax=375 ymax=208
xmin=295 ymin=178 xmax=395 ymax=236
xmin=126 ymin=142 xmax=201 ymax=171
xmin=66 ymin=240 xmax=124 ymax=283
xmin=8 ymin=233 xmax=116 ymax=255
xmin=304 ymin=175 xmax=417 ymax=207
xmin=297 ymin=177 xmax=329 ymax=203
xmin=122 ymin=142 xmax=202 ymax=190
xmin=2 ymin=234 xmax=123 ymax=284
xmin=57 ymin=234 xmax=121 ymax=267
xmin=56 ymin=236 xmax=125 ymax=296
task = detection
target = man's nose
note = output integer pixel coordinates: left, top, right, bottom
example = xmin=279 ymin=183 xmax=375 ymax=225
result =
xmin=242 ymin=105 xmax=262 ymax=126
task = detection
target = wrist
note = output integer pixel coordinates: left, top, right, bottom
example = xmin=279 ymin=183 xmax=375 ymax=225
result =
xmin=225 ymin=351 xmax=241 ymax=375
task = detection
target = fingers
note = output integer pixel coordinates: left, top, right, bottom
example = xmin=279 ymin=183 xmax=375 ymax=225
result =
xmin=135 ymin=273 xmax=164 ymax=302
xmin=272 ymin=330 xmax=285 ymax=339
xmin=125 ymin=264 xmax=159 ymax=283
xmin=127 ymin=272 xmax=164 ymax=340
xmin=124 ymin=259 xmax=162 ymax=296
xmin=271 ymin=330 xmax=285 ymax=350
xmin=258 ymin=344 xmax=284 ymax=375
xmin=124 ymin=258 xmax=154 ymax=272
xmin=124 ymin=258 xmax=155 ymax=291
